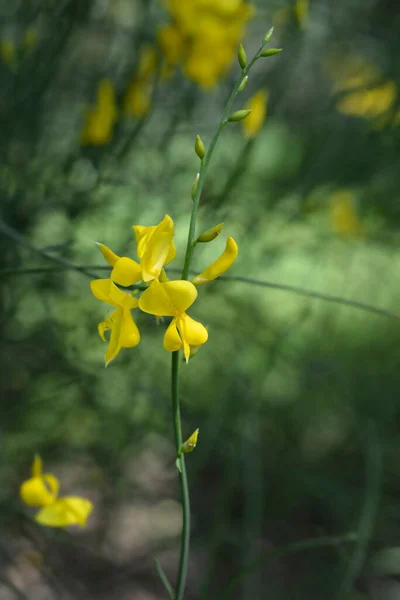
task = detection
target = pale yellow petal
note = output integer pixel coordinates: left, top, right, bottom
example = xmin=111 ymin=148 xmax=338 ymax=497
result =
xmin=163 ymin=318 xmax=182 ymax=352
xmin=139 ymin=279 xmax=198 ymax=316
xmin=192 ymin=236 xmax=238 ymax=285
xmin=111 ymin=257 xmax=142 ymax=286
xmin=141 ymin=215 xmax=175 ymax=282
xmin=120 ymin=308 xmax=140 ymax=348
xmin=96 ymin=242 xmax=120 ymax=266
xmin=20 ymin=475 xmax=58 ymax=507
xmin=35 ymin=497 xmax=93 ymax=528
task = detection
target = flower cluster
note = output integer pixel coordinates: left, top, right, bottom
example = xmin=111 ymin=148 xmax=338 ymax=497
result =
xmin=91 ymin=215 xmax=238 ymax=365
xmin=158 ymin=0 xmax=254 ymax=89
xmin=20 ymin=456 xmax=93 ymax=528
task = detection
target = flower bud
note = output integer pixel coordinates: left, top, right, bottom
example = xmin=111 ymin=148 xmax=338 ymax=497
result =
xmin=263 ymin=27 xmax=274 ymax=45
xmin=181 ymin=429 xmax=199 ymax=454
xmin=195 ymin=135 xmax=206 ymax=160
xmin=228 ymin=109 xmax=252 ymax=123
xmin=260 ymin=48 xmax=283 ymax=58
xmin=196 ymin=223 xmax=223 ymax=243
xmin=238 ymin=44 xmax=247 ymax=69
xmin=238 ymin=75 xmax=248 ymax=92
xmin=191 ymin=172 xmax=200 ymax=199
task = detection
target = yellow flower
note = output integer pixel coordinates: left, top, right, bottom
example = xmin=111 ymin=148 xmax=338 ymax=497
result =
xmin=123 ymin=46 xmax=158 ymax=118
xmin=242 ymin=90 xmax=268 ymax=137
xmin=336 ymin=81 xmax=397 ymax=120
xmin=329 ymin=190 xmax=365 ymax=238
xmin=294 ymin=0 xmax=309 ymax=28
xmin=81 ymin=79 xmax=118 ymax=145
xmin=0 ymin=39 xmax=17 ymax=66
xmin=90 ymin=279 xmax=140 ymax=365
xmin=20 ymin=455 xmax=93 ymax=528
xmin=192 ymin=236 xmax=238 ymax=285
xmin=139 ymin=279 xmax=208 ymax=362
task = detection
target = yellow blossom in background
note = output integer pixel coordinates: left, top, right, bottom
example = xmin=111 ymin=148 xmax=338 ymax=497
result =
xmin=139 ymin=279 xmax=208 ymax=362
xmin=123 ymin=45 xmax=158 ymax=118
xmin=90 ymin=279 xmax=140 ymax=365
xmin=294 ymin=0 xmax=309 ymax=28
xmin=23 ymin=26 xmax=38 ymax=52
xmin=158 ymin=0 xmax=254 ymax=89
xmin=81 ymin=79 xmax=118 ymax=146
xmin=242 ymin=90 xmax=268 ymax=137
xmin=273 ymin=0 xmax=308 ymax=30
xmin=329 ymin=190 xmax=365 ymax=239
xmin=20 ymin=455 xmax=93 ymax=527
xmin=192 ymin=236 xmax=238 ymax=285
xmin=0 ymin=39 xmax=17 ymax=66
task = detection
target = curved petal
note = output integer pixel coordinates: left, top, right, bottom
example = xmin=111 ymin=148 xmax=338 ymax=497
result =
xmin=192 ymin=236 xmax=238 ymax=285
xmin=105 ymin=307 xmax=123 ymax=366
xmin=120 ymin=308 xmax=140 ymax=348
xmin=139 ymin=279 xmax=198 ymax=316
xmin=91 ymin=279 xmax=138 ymax=309
xmin=132 ymin=225 xmax=154 ymax=258
xmin=111 ymin=257 xmax=141 ymax=286
xmin=163 ymin=318 xmax=182 ymax=352
xmin=165 ymin=242 xmax=177 ymax=265
xmin=96 ymin=242 xmax=120 ymax=266
xmin=35 ymin=497 xmax=93 ymax=528
xmin=177 ymin=313 xmax=208 ymax=362
xmin=97 ymin=307 xmax=119 ymax=342
xmin=20 ymin=475 xmax=58 ymax=507
xmin=141 ymin=215 xmax=175 ymax=282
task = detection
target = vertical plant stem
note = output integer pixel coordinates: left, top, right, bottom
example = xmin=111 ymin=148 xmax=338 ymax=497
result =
xmin=171 ymin=41 xmax=268 ymax=599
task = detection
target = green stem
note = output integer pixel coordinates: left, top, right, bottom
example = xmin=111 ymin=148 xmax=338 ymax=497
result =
xmin=171 ymin=350 xmax=190 ymax=600
xmin=154 ymin=558 xmax=174 ymax=599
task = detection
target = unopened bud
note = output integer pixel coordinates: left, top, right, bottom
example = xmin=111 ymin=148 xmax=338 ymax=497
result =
xmin=228 ymin=109 xmax=252 ymax=123
xmin=238 ymin=44 xmax=247 ymax=69
xmin=191 ymin=172 xmax=200 ymax=199
xmin=196 ymin=223 xmax=223 ymax=243
xmin=260 ymin=48 xmax=283 ymax=58
xmin=238 ymin=75 xmax=248 ymax=92
xmin=181 ymin=429 xmax=199 ymax=454
xmin=195 ymin=135 xmax=206 ymax=160
xmin=263 ymin=27 xmax=274 ymax=44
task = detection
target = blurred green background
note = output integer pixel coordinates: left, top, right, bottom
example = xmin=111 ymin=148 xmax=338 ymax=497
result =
xmin=1 ymin=0 xmax=400 ymax=598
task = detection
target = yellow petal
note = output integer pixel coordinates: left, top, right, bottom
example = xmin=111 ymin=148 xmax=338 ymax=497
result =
xmin=91 ymin=279 xmax=138 ymax=309
xmin=120 ymin=307 xmax=141 ymax=348
xmin=243 ymin=90 xmax=268 ymax=137
xmin=105 ymin=307 xmax=123 ymax=365
xmin=111 ymin=257 xmax=142 ymax=286
xmin=139 ymin=279 xmax=198 ymax=316
xmin=141 ymin=215 xmax=175 ymax=282
xmin=192 ymin=236 xmax=238 ymax=285
xmin=177 ymin=313 xmax=208 ymax=361
xmin=132 ymin=225 xmax=154 ymax=258
xmin=32 ymin=454 xmax=42 ymax=478
xmin=35 ymin=497 xmax=93 ymax=528
xmin=163 ymin=318 xmax=183 ymax=352
xmin=20 ymin=474 xmax=59 ymax=507
xmin=96 ymin=243 xmax=120 ymax=266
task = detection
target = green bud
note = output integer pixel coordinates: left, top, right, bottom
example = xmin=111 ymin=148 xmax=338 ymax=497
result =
xmin=228 ymin=109 xmax=252 ymax=123
xmin=181 ymin=429 xmax=199 ymax=454
xmin=260 ymin=48 xmax=283 ymax=58
xmin=237 ymin=75 xmax=248 ymax=92
xmin=195 ymin=134 xmax=206 ymax=159
xmin=191 ymin=172 xmax=199 ymax=199
xmin=238 ymin=44 xmax=247 ymax=69
xmin=263 ymin=26 xmax=274 ymax=44
xmin=196 ymin=223 xmax=224 ymax=243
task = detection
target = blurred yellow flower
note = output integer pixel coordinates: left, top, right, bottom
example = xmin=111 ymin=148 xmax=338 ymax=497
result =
xmin=91 ymin=279 xmax=140 ymax=365
xmin=242 ymin=89 xmax=268 ymax=137
xmin=0 ymin=39 xmax=17 ymax=66
xmin=23 ymin=26 xmax=38 ymax=52
xmin=336 ymin=81 xmax=397 ymax=120
xmin=158 ymin=0 xmax=254 ymax=89
xmin=81 ymin=79 xmax=118 ymax=145
xmin=329 ymin=190 xmax=365 ymax=239
xmin=20 ymin=455 xmax=93 ymax=527
xmin=123 ymin=46 xmax=158 ymax=118
xmin=139 ymin=278 xmax=208 ymax=362
xmin=192 ymin=236 xmax=238 ymax=285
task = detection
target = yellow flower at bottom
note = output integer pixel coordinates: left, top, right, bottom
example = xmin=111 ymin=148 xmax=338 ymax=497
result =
xmin=329 ymin=190 xmax=365 ymax=238
xmin=242 ymin=90 xmax=268 ymax=137
xmin=20 ymin=456 xmax=93 ymax=528
xmin=139 ymin=279 xmax=208 ymax=362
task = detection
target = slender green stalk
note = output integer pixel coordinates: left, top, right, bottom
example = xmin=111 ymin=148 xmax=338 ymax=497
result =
xmin=170 ymin=41 xmax=270 ymax=600
xmin=154 ymin=558 xmax=174 ymax=599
